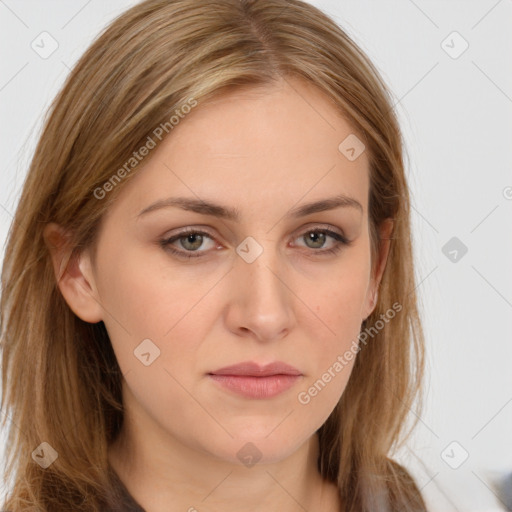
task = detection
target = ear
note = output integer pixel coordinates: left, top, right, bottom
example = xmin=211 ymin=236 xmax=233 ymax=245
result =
xmin=361 ymin=218 xmax=394 ymax=321
xmin=43 ymin=222 xmax=103 ymax=323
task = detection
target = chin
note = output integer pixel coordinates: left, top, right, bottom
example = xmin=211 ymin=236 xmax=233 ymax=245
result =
xmin=210 ymin=430 xmax=309 ymax=466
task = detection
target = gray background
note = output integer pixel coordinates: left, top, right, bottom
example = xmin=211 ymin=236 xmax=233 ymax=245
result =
xmin=1 ymin=1 xmax=511 ymax=510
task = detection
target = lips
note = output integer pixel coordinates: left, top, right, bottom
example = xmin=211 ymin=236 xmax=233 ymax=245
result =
xmin=208 ymin=361 xmax=302 ymax=377
xmin=207 ymin=361 xmax=303 ymax=399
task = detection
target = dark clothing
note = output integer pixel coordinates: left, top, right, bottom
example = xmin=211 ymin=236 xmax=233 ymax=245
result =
xmin=105 ymin=465 xmax=146 ymax=512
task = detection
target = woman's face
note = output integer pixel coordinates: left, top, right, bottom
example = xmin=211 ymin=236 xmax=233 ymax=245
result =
xmin=56 ymin=77 xmax=390 ymax=466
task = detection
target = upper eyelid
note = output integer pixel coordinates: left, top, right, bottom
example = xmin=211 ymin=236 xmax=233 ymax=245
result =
xmin=164 ymin=224 xmax=346 ymax=247
xmin=168 ymin=223 xmax=343 ymax=237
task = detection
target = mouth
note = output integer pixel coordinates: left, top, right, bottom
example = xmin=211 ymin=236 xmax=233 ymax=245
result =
xmin=208 ymin=361 xmax=303 ymax=399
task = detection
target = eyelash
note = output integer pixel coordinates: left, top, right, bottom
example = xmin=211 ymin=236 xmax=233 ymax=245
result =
xmin=159 ymin=226 xmax=351 ymax=260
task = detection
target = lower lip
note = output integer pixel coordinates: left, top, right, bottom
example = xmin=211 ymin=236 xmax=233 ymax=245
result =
xmin=208 ymin=374 xmax=301 ymax=399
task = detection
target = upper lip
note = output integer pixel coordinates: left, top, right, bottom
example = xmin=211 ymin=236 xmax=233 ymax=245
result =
xmin=209 ymin=361 xmax=302 ymax=377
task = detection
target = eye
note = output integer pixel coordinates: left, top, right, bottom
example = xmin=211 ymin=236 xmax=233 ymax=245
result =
xmin=292 ymin=227 xmax=351 ymax=256
xmin=159 ymin=225 xmax=351 ymax=260
xmin=160 ymin=228 xmax=217 ymax=259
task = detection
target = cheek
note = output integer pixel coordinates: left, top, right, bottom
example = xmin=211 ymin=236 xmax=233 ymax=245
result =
xmin=96 ymin=247 xmax=217 ymax=373
xmin=309 ymin=250 xmax=371 ymax=341
xmin=297 ymin=251 xmax=370 ymax=402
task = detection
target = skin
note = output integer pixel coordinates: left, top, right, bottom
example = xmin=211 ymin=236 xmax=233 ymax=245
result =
xmin=45 ymin=76 xmax=392 ymax=512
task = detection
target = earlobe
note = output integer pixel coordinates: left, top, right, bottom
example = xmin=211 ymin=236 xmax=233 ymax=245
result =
xmin=43 ymin=222 xmax=104 ymax=324
xmin=362 ymin=288 xmax=379 ymax=322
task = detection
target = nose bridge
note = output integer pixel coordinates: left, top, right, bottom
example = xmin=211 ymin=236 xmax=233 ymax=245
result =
xmin=236 ymin=233 xmax=287 ymax=301
xmin=228 ymin=233 xmax=294 ymax=339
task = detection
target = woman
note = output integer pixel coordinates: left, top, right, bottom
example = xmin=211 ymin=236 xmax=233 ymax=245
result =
xmin=0 ymin=0 xmax=427 ymax=510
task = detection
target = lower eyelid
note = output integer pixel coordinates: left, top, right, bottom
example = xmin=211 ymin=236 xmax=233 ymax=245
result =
xmin=160 ymin=228 xmax=349 ymax=257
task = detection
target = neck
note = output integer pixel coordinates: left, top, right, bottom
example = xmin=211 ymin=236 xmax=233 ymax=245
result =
xmin=108 ymin=415 xmax=341 ymax=512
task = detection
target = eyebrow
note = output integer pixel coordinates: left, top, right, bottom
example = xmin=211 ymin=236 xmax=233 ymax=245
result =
xmin=137 ymin=193 xmax=363 ymax=221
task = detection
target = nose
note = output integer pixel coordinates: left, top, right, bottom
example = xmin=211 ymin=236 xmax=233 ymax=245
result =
xmin=223 ymin=238 xmax=296 ymax=343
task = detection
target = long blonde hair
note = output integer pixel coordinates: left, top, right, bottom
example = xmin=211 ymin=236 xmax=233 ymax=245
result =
xmin=1 ymin=0 xmax=426 ymax=510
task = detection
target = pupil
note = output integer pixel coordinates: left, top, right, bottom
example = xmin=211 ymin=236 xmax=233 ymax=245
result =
xmin=308 ymin=232 xmax=325 ymax=248
xmin=184 ymin=234 xmax=202 ymax=250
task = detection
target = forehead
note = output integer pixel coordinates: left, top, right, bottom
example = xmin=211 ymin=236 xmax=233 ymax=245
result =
xmin=107 ymin=77 xmax=370 ymax=221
